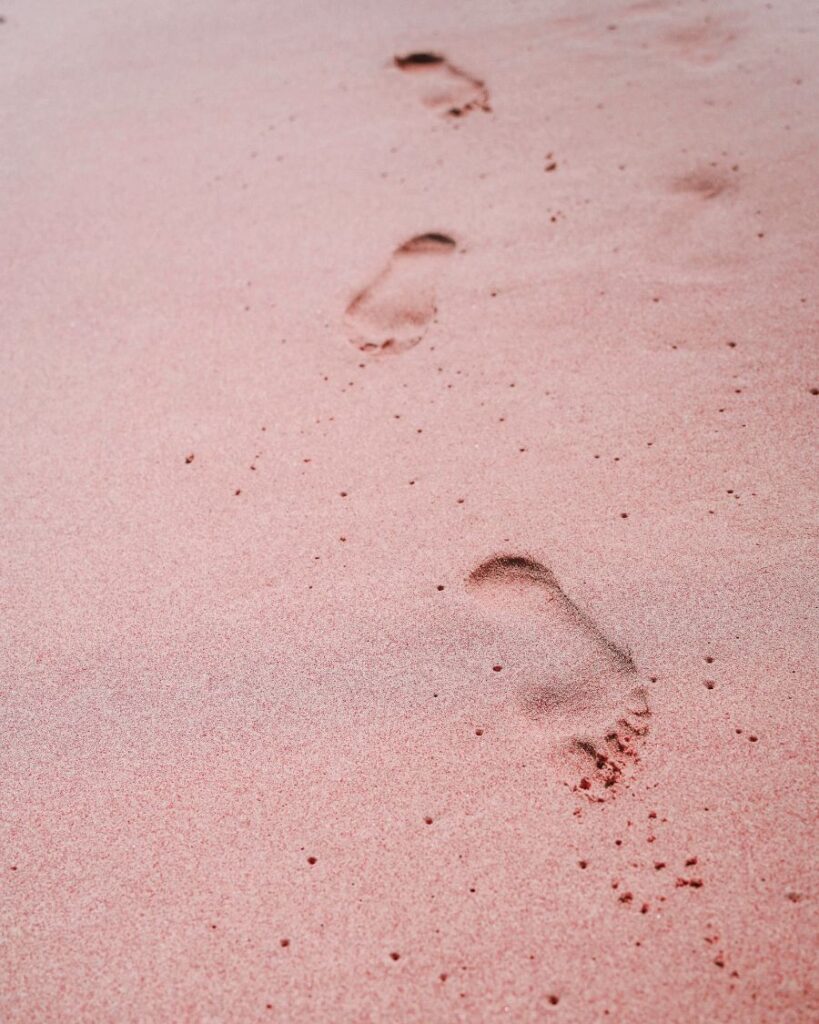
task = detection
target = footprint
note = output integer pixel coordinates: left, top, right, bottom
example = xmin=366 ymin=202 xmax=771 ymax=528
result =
xmin=467 ymin=555 xmax=652 ymax=801
xmin=344 ymin=233 xmax=456 ymax=354
xmin=661 ymin=16 xmax=740 ymax=66
xmin=394 ymin=52 xmax=490 ymax=118
xmin=671 ymin=166 xmax=738 ymax=200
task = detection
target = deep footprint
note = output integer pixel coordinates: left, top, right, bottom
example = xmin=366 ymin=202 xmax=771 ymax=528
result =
xmin=345 ymin=233 xmax=456 ymax=354
xmin=394 ymin=52 xmax=490 ymax=118
xmin=467 ymin=555 xmax=652 ymax=801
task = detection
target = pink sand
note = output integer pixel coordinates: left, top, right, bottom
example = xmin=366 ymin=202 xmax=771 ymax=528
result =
xmin=1 ymin=0 xmax=817 ymax=1020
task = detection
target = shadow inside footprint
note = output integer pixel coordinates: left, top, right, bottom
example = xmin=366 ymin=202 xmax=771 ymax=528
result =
xmin=394 ymin=52 xmax=490 ymax=118
xmin=345 ymin=233 xmax=456 ymax=354
xmin=467 ymin=555 xmax=652 ymax=801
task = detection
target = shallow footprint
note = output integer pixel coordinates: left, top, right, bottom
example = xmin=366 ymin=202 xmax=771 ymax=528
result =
xmin=660 ymin=15 xmax=740 ymax=66
xmin=394 ymin=52 xmax=490 ymax=118
xmin=671 ymin=165 xmax=738 ymax=200
xmin=345 ymin=233 xmax=456 ymax=354
xmin=467 ymin=555 xmax=652 ymax=801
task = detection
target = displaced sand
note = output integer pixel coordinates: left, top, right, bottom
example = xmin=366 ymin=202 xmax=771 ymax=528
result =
xmin=1 ymin=0 xmax=817 ymax=1020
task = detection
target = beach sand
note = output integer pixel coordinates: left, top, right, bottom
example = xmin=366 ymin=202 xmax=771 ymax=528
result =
xmin=1 ymin=0 xmax=817 ymax=1020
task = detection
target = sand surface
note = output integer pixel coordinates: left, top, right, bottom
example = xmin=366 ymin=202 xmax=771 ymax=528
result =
xmin=1 ymin=0 xmax=818 ymax=1020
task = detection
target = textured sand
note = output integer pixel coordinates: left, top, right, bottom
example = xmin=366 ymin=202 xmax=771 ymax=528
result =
xmin=1 ymin=0 xmax=818 ymax=1021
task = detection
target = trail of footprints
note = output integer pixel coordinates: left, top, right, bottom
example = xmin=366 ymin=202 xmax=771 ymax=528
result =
xmin=342 ymin=51 xmax=485 ymax=352
xmin=339 ymin=29 xmax=750 ymax=795
xmin=257 ymin=21 xmax=758 ymax=1008
xmin=346 ymin=46 xmax=737 ymax=358
xmin=341 ymin=48 xmax=660 ymax=798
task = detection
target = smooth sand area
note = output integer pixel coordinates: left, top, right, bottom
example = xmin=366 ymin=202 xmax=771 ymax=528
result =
xmin=1 ymin=1 xmax=817 ymax=1020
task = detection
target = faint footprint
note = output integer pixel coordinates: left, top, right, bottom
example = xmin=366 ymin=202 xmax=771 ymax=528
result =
xmin=467 ymin=555 xmax=652 ymax=801
xmin=671 ymin=165 xmax=738 ymax=200
xmin=345 ymin=233 xmax=456 ymax=354
xmin=661 ymin=16 xmax=740 ymax=66
xmin=394 ymin=52 xmax=490 ymax=118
